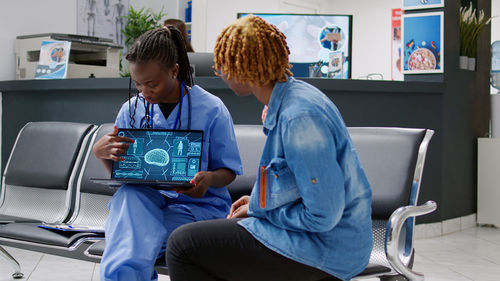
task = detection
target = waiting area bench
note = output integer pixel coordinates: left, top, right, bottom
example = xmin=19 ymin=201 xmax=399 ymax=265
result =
xmin=0 ymin=122 xmax=435 ymax=281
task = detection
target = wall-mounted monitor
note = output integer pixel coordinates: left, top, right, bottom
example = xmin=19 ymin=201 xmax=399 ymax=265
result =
xmin=238 ymin=13 xmax=353 ymax=78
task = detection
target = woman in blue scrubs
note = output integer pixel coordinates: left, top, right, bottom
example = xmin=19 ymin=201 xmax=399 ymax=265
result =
xmin=92 ymin=27 xmax=242 ymax=281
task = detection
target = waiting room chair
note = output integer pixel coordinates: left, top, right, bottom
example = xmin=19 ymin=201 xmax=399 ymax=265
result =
xmin=83 ymin=124 xmax=268 ymax=275
xmin=0 ymin=121 xmax=96 ymax=279
xmin=348 ymin=127 xmax=436 ymax=281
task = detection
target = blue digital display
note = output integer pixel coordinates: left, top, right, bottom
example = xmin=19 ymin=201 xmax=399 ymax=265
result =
xmin=112 ymin=129 xmax=203 ymax=182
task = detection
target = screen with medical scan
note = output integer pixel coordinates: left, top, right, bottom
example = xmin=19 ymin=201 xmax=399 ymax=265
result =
xmin=112 ymin=129 xmax=203 ymax=182
xmin=238 ymin=13 xmax=352 ymax=78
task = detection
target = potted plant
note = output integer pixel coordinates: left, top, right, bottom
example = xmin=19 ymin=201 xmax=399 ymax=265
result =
xmin=120 ymin=6 xmax=166 ymax=76
xmin=459 ymin=1 xmax=493 ymax=70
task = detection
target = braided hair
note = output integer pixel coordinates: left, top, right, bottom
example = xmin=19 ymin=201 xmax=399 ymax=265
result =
xmin=214 ymin=15 xmax=292 ymax=86
xmin=126 ymin=27 xmax=193 ymax=86
xmin=125 ymin=27 xmax=193 ymax=128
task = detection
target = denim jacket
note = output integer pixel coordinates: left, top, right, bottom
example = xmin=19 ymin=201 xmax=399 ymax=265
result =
xmin=238 ymin=77 xmax=373 ymax=280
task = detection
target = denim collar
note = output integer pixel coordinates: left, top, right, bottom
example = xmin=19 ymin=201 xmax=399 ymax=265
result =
xmin=263 ymin=76 xmax=292 ymax=132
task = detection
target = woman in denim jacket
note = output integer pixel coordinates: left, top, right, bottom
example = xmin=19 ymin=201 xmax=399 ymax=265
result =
xmin=166 ymin=15 xmax=373 ymax=281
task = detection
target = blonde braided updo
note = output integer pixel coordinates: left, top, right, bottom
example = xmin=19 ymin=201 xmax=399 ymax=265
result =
xmin=214 ymin=15 xmax=293 ymax=86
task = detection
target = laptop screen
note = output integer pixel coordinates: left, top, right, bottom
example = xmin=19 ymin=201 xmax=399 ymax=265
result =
xmin=112 ymin=128 xmax=203 ymax=182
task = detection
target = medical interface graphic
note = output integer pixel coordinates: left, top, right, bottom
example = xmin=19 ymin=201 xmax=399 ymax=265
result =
xmin=112 ymin=129 xmax=202 ymax=182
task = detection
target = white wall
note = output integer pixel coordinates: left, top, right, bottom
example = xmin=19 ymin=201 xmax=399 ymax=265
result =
xmin=320 ymin=0 xmax=401 ymax=80
xmin=0 ymin=0 xmax=77 ymax=81
xmin=491 ymin=0 xmax=500 ymax=93
xmin=190 ymin=0 xmax=400 ymax=80
xmin=492 ymin=0 xmax=500 ymax=44
xmin=191 ymin=0 xmax=322 ymax=52
xmin=0 ymin=0 xmax=171 ymax=82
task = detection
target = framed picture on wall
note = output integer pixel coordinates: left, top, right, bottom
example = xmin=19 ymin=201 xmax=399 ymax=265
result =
xmin=402 ymin=12 xmax=444 ymax=74
xmin=403 ymin=0 xmax=444 ymax=10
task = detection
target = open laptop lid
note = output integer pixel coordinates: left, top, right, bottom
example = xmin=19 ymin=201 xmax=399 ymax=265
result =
xmin=111 ymin=128 xmax=203 ymax=184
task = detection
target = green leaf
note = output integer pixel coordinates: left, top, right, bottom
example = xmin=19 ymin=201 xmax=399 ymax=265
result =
xmin=121 ymin=5 xmax=167 ymax=48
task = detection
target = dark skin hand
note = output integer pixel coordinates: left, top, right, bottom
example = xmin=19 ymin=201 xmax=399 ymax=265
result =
xmin=174 ymin=168 xmax=236 ymax=198
xmin=92 ymin=125 xmax=135 ymax=174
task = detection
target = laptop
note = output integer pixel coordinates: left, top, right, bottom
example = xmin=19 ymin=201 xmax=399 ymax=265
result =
xmin=91 ymin=128 xmax=203 ymax=190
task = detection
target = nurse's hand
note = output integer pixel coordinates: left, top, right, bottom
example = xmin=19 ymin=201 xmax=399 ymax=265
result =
xmin=227 ymin=195 xmax=250 ymax=219
xmin=92 ymin=125 xmax=134 ymax=161
xmin=176 ymin=171 xmax=213 ymax=198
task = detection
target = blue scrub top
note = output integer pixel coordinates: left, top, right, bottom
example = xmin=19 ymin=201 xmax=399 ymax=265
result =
xmin=115 ymin=85 xmax=243 ymax=218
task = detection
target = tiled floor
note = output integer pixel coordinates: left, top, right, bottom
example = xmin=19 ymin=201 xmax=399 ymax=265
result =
xmin=0 ymin=225 xmax=499 ymax=281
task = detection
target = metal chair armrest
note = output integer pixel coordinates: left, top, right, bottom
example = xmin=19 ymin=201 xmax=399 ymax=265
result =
xmin=385 ymin=200 xmax=437 ymax=281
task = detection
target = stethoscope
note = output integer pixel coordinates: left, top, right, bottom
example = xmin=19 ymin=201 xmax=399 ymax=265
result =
xmin=139 ymin=81 xmax=192 ymax=130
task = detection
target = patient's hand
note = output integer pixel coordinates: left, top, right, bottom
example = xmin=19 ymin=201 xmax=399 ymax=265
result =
xmin=227 ymin=195 xmax=250 ymax=219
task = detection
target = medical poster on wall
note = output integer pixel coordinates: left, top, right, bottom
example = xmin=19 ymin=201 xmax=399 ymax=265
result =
xmin=403 ymin=0 xmax=444 ymax=10
xmin=402 ymin=12 xmax=443 ymax=74
xmin=35 ymin=41 xmax=71 ymax=79
xmin=77 ymin=0 xmax=129 ymax=47
xmin=391 ymin=9 xmax=403 ymax=81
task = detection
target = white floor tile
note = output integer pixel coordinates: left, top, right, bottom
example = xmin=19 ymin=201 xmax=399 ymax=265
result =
xmin=0 ymin=246 xmax=42 ymax=279
xmin=28 ymin=254 xmax=95 ymax=281
xmin=0 ymin=225 xmax=499 ymax=281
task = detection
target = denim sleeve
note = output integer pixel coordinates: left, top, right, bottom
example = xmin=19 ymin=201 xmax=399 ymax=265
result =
xmin=264 ymin=115 xmax=345 ymax=232
xmin=207 ymin=105 xmax=243 ymax=175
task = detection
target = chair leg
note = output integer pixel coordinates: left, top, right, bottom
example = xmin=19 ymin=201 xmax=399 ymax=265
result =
xmin=379 ymin=275 xmax=408 ymax=281
xmin=0 ymin=245 xmax=24 ymax=279
xmin=379 ymin=251 xmax=415 ymax=281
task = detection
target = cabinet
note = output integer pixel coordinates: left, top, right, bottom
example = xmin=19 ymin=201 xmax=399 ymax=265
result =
xmin=477 ymin=138 xmax=500 ymax=227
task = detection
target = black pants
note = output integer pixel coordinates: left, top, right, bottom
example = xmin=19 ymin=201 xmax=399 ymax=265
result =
xmin=166 ymin=218 xmax=341 ymax=281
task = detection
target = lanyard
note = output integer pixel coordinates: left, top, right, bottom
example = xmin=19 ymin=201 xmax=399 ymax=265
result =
xmin=172 ymin=84 xmax=184 ymax=130
xmin=143 ymin=100 xmax=154 ymax=129
xmin=148 ymin=103 xmax=154 ymax=128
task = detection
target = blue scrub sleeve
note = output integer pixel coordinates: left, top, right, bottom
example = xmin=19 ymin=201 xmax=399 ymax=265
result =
xmin=264 ymin=115 xmax=345 ymax=233
xmin=207 ymin=106 xmax=243 ymax=175
xmin=115 ymin=103 xmax=130 ymax=128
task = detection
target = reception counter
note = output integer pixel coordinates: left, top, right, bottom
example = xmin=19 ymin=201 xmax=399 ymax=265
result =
xmin=0 ymin=76 xmax=486 ymax=225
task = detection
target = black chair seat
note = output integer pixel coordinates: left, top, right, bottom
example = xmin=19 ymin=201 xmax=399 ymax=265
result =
xmin=357 ymin=263 xmax=392 ymax=277
xmin=87 ymin=240 xmax=105 ymax=256
xmin=87 ymin=240 xmax=168 ymax=269
xmin=0 ymin=223 xmax=102 ymax=247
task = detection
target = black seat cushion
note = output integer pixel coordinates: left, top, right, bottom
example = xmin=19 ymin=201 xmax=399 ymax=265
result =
xmin=0 ymin=223 xmax=102 ymax=247
xmin=87 ymin=240 xmax=168 ymax=269
xmin=79 ymin=123 xmax=116 ymax=196
xmin=348 ymin=127 xmax=426 ymax=219
xmin=87 ymin=239 xmax=106 ymax=256
xmin=227 ymin=125 xmax=266 ymax=202
xmin=356 ymin=263 xmax=392 ymax=276
xmin=5 ymin=122 xmax=94 ymax=189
